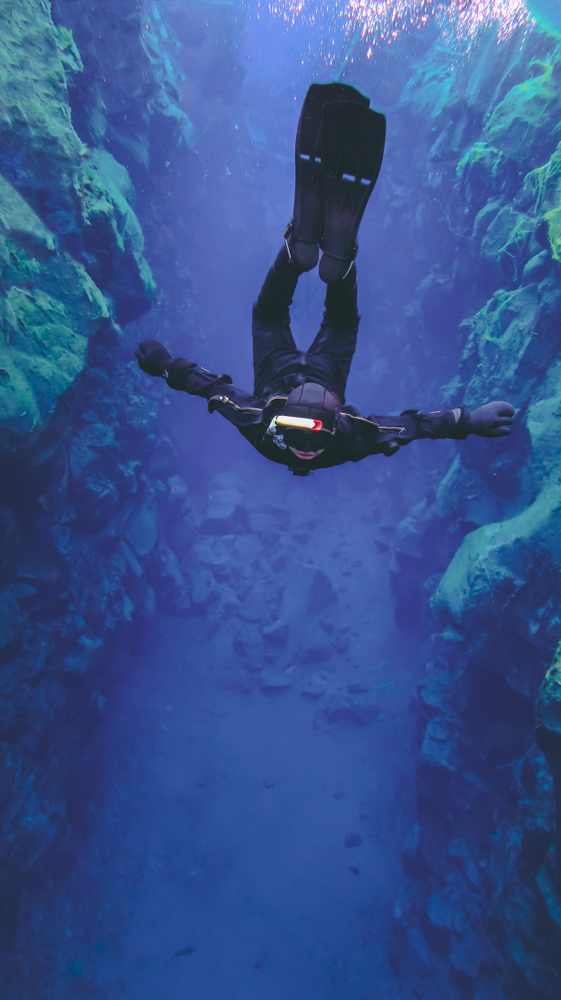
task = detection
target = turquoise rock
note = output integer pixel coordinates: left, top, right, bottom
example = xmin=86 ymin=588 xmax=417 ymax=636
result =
xmin=524 ymin=143 xmax=561 ymax=261
xmin=484 ymin=58 xmax=561 ymax=163
xmin=0 ymin=0 xmax=85 ymax=209
xmin=526 ymin=372 xmax=561 ymax=486
xmin=387 ymin=21 xmax=561 ymax=995
xmin=479 ymin=205 xmax=535 ymax=277
xmin=432 ymin=485 xmax=561 ymax=634
xmin=536 ymin=644 xmax=561 ymax=739
xmin=460 ymin=280 xmax=561 ymax=409
xmin=456 ymin=143 xmax=513 ymax=194
xmin=79 ymin=148 xmax=156 ymax=320
xmin=0 ymin=0 xmax=155 ymax=452
xmin=436 ymin=455 xmax=502 ymax=526
xmin=0 ymin=174 xmax=110 ymax=450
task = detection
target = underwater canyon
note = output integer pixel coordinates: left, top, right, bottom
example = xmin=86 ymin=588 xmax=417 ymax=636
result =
xmin=1 ymin=1 xmax=561 ymax=997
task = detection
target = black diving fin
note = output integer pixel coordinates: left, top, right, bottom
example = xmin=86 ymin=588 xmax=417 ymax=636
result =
xmin=290 ymin=82 xmax=370 ymax=273
xmin=319 ymin=101 xmax=386 ymax=283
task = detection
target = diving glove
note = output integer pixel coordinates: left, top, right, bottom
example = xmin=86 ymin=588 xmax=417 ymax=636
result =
xmin=467 ymin=401 xmax=514 ymax=437
xmin=135 ymin=339 xmax=173 ymax=377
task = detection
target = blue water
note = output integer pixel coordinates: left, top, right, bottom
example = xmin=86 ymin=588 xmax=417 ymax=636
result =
xmin=66 ymin=520 xmax=417 ymax=999
xmin=40 ymin=6 xmax=441 ymax=995
xmin=7 ymin=1 xmax=551 ymax=997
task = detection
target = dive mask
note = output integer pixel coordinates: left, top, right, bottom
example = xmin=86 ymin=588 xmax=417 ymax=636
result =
xmin=266 ymin=383 xmax=339 ymax=453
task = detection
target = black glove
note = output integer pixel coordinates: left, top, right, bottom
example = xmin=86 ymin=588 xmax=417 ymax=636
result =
xmin=135 ymin=339 xmax=173 ymax=377
xmin=467 ymin=401 xmax=514 ymax=437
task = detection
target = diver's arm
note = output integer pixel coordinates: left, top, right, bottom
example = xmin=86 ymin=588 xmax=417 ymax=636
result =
xmin=413 ymin=401 xmax=515 ymax=440
xmin=135 ymin=339 xmax=259 ymax=411
xmin=413 ymin=406 xmax=471 ymax=440
xmin=345 ymin=401 xmax=515 ymax=460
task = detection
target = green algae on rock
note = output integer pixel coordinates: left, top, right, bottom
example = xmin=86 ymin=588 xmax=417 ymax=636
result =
xmin=387 ymin=26 xmax=561 ymax=995
xmin=0 ymin=0 xmax=86 ymax=220
xmin=0 ymin=0 xmax=155 ymax=306
xmin=455 ymin=142 xmax=518 ymax=230
xmin=537 ymin=642 xmax=561 ymax=737
xmin=523 ymin=143 xmax=561 ymax=261
xmin=0 ymin=173 xmax=110 ymax=450
xmin=458 ymin=278 xmax=561 ymax=409
xmin=78 ymin=149 xmax=157 ymax=324
xmin=0 ymin=0 xmax=156 ymax=450
xmin=484 ymin=57 xmax=561 ymax=164
xmin=431 ymin=485 xmax=561 ymax=642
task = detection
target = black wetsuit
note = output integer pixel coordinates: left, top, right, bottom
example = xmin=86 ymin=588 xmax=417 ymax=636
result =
xmin=165 ymin=246 xmax=469 ymax=474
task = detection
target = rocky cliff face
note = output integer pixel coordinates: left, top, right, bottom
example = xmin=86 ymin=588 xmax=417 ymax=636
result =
xmin=0 ymin=0 xmax=189 ymax=951
xmin=3 ymin=2 xmax=561 ymax=995
xmin=382 ymin=27 xmax=561 ymax=999
xmin=1 ymin=0 xmax=266 ymax=978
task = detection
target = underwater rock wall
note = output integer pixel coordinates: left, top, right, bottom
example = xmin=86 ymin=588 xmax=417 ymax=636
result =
xmin=5 ymin=2 xmax=561 ymax=993
xmin=0 ymin=0 xmax=190 ymax=951
xmin=51 ymin=0 xmax=195 ymax=173
xmin=384 ymin=26 xmax=561 ymax=999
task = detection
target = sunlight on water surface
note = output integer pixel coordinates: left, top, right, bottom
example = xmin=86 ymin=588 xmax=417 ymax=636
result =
xmin=266 ymin=0 xmax=536 ymax=58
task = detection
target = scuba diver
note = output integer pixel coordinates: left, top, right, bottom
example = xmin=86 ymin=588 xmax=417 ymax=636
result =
xmin=136 ymin=83 xmax=514 ymax=477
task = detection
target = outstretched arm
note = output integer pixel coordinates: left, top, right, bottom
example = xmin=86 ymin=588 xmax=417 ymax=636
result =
xmin=343 ymin=400 xmax=515 ymax=460
xmin=412 ymin=401 xmax=514 ymax=443
xmin=135 ymin=340 xmax=261 ymax=427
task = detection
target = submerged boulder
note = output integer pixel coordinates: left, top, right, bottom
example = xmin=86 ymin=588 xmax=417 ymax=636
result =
xmin=432 ymin=485 xmax=561 ymax=639
xmin=484 ymin=57 xmax=561 ymax=165
xmin=0 ymin=174 xmax=110 ymax=451
xmin=0 ymin=0 xmax=155 ymax=453
xmin=0 ymin=0 xmax=85 ymax=225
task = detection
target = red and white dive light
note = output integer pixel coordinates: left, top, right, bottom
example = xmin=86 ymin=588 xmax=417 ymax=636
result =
xmin=274 ymin=415 xmax=323 ymax=432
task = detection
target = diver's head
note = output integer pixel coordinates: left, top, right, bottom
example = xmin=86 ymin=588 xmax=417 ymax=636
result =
xmin=267 ymin=383 xmax=339 ymax=458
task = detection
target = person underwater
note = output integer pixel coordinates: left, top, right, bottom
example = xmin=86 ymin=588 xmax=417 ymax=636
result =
xmin=136 ymin=82 xmax=514 ymax=478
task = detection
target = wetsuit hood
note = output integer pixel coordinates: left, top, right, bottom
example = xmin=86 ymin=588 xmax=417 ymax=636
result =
xmin=281 ymin=382 xmax=339 ymax=453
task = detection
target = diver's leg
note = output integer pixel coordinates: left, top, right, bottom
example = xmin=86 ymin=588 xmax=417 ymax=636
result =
xmin=319 ymin=102 xmax=386 ymax=283
xmin=306 ymin=263 xmax=359 ymax=400
xmin=291 ymin=82 xmax=370 ymax=273
xmin=252 ymin=243 xmax=302 ymax=396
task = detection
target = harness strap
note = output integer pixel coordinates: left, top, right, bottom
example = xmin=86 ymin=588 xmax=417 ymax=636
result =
xmin=340 ymin=412 xmax=407 ymax=434
xmin=208 ymin=395 xmax=263 ymax=413
xmin=209 ymin=397 xmax=408 ymax=436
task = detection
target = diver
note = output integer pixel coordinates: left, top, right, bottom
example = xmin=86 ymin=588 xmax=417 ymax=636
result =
xmin=136 ymin=83 xmax=514 ymax=477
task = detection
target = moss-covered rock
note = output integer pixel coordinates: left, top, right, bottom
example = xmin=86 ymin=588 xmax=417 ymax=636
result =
xmin=0 ymin=0 xmax=86 ymax=225
xmin=479 ymin=204 xmax=536 ymax=277
xmin=0 ymin=174 xmax=111 ymax=449
xmin=381 ymin=22 xmax=561 ymax=999
xmin=455 ymin=142 xmax=518 ymax=225
xmin=522 ymin=143 xmax=561 ymax=260
xmin=459 ymin=278 xmax=561 ymax=408
xmin=432 ymin=485 xmax=561 ymax=638
xmin=77 ymin=148 xmax=156 ymax=323
xmin=51 ymin=0 xmax=195 ymax=171
xmin=484 ymin=57 xmax=561 ymax=164
xmin=0 ymin=0 xmax=155 ymax=312
xmin=0 ymin=0 xmax=156 ymax=451
xmin=537 ymin=643 xmax=561 ymax=738
xmin=526 ymin=368 xmax=561 ymax=486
